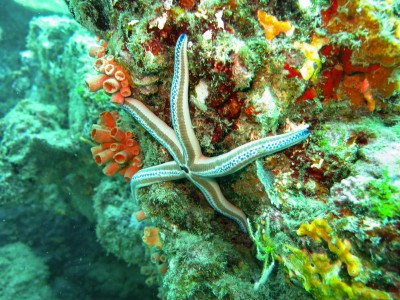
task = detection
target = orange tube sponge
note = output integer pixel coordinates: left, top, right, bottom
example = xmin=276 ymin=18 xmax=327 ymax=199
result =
xmin=134 ymin=210 xmax=148 ymax=222
xmin=110 ymin=127 xmax=127 ymax=142
xmin=88 ymin=45 xmax=105 ymax=58
xmin=102 ymin=161 xmax=123 ymax=176
xmin=91 ymin=128 xmax=114 ymax=143
xmin=99 ymin=111 xmax=117 ymax=128
xmin=143 ymin=227 xmax=163 ymax=249
xmin=113 ymin=149 xmax=132 ymax=164
xmin=119 ymin=86 xmax=132 ymax=97
xmin=104 ymin=63 xmax=116 ymax=76
xmin=85 ymin=74 xmax=108 ymax=92
xmin=95 ymin=149 xmax=115 ymax=165
xmin=123 ymin=163 xmax=141 ymax=181
xmin=110 ymin=92 xmax=125 ymax=105
xmin=158 ymin=263 xmax=168 ymax=275
xmin=114 ymin=70 xmax=126 ymax=81
xmin=103 ymin=78 xmax=121 ymax=94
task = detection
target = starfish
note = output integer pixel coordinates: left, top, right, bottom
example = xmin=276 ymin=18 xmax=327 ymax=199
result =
xmin=122 ymin=34 xmax=309 ymax=233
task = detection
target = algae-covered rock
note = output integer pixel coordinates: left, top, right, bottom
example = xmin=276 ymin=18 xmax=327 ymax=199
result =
xmin=0 ymin=242 xmax=55 ymax=300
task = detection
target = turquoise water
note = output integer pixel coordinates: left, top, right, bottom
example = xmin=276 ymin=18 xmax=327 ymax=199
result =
xmin=0 ymin=1 xmax=399 ymax=300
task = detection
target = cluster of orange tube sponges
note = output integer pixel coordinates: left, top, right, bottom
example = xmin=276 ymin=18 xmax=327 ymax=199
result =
xmin=86 ymin=40 xmax=134 ymax=105
xmin=91 ymin=111 xmax=142 ymax=181
xmin=143 ymin=227 xmax=168 ymax=276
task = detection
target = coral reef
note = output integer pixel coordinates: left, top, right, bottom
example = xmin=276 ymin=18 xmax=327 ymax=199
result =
xmin=2 ymin=0 xmax=399 ymax=299
xmin=68 ymin=0 xmax=399 ymax=298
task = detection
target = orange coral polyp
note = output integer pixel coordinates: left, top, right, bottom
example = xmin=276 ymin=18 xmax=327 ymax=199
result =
xmin=99 ymin=111 xmax=117 ymax=128
xmin=95 ymin=149 xmax=115 ymax=165
xmin=120 ymin=79 xmax=130 ymax=88
xmin=104 ymin=63 xmax=116 ymax=76
xmin=102 ymin=161 xmax=123 ymax=176
xmin=124 ymin=164 xmax=141 ymax=181
xmin=90 ymin=145 xmax=103 ymax=156
xmin=109 ymin=142 xmax=126 ymax=152
xmin=114 ymin=70 xmax=126 ymax=81
xmin=143 ymin=227 xmax=163 ymax=249
xmin=134 ymin=210 xmax=148 ymax=222
xmin=126 ymin=138 xmax=138 ymax=148
xmin=105 ymin=54 xmax=114 ymax=62
xmin=87 ymin=41 xmax=134 ymax=104
xmin=103 ymin=78 xmax=121 ymax=94
xmin=85 ymin=74 xmax=108 ymax=92
xmin=158 ymin=263 xmax=168 ymax=275
xmin=110 ymin=92 xmax=125 ymax=105
xmin=89 ymin=45 xmax=105 ymax=58
xmin=119 ymin=86 xmax=132 ymax=97
xmin=91 ymin=128 xmax=114 ymax=143
xmin=94 ymin=58 xmax=106 ymax=72
xmin=110 ymin=127 xmax=127 ymax=142
xmin=113 ymin=149 xmax=132 ymax=164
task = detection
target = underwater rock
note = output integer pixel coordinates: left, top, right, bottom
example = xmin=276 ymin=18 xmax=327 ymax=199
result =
xmin=0 ymin=242 xmax=55 ymax=300
xmin=0 ymin=99 xmax=99 ymax=220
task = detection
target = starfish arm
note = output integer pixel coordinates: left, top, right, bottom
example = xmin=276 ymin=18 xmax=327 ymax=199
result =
xmin=170 ymin=34 xmax=202 ymax=165
xmin=122 ymin=98 xmax=184 ymax=164
xmin=192 ymin=126 xmax=310 ymax=177
xmin=190 ymin=174 xmax=248 ymax=233
xmin=130 ymin=161 xmax=185 ymax=201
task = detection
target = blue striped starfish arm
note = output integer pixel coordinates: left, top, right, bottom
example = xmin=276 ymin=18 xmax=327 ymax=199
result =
xmin=122 ymin=98 xmax=184 ymax=164
xmin=130 ymin=161 xmax=185 ymax=198
xmin=191 ymin=126 xmax=310 ymax=177
xmin=170 ymin=34 xmax=202 ymax=165
xmin=189 ymin=175 xmax=248 ymax=232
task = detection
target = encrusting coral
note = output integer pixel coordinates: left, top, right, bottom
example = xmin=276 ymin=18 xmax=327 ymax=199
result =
xmin=257 ymin=10 xmax=293 ymax=40
xmin=279 ymin=218 xmax=392 ymax=300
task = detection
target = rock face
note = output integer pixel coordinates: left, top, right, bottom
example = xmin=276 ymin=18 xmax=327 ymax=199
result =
xmin=0 ymin=15 xmax=155 ymax=299
xmin=0 ymin=242 xmax=55 ymax=300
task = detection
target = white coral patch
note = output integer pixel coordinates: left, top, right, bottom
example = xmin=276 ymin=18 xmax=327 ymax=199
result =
xmin=190 ymin=80 xmax=209 ymax=112
xmin=215 ymin=10 xmax=225 ymax=30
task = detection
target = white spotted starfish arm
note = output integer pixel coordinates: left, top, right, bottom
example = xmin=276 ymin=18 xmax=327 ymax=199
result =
xmin=190 ymin=175 xmax=248 ymax=232
xmin=170 ymin=34 xmax=202 ymax=165
xmin=123 ymin=98 xmax=184 ymax=164
xmin=130 ymin=161 xmax=185 ymax=202
xmin=192 ymin=126 xmax=310 ymax=177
